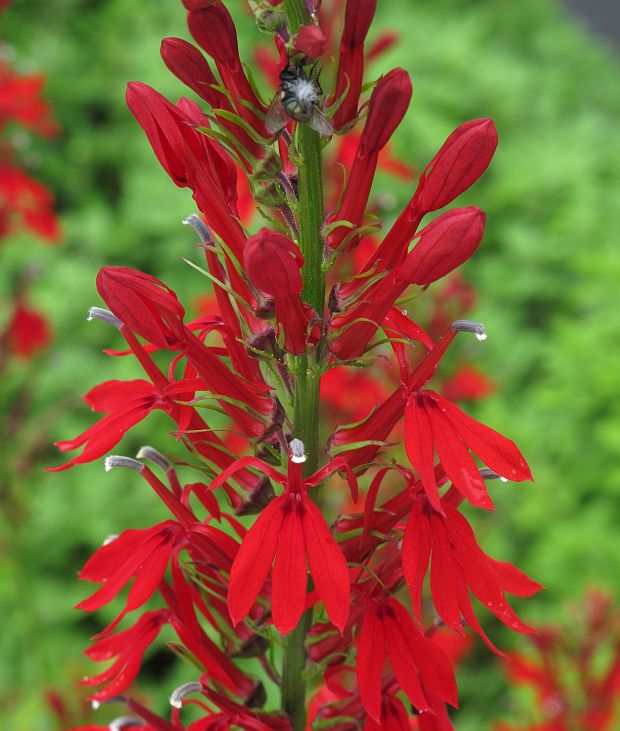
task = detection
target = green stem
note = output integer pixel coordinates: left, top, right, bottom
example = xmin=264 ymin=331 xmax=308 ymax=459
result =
xmin=281 ymin=3 xmax=326 ymax=729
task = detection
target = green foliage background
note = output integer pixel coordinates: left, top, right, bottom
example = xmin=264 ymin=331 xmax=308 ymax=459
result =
xmin=0 ymin=0 xmax=619 ymax=728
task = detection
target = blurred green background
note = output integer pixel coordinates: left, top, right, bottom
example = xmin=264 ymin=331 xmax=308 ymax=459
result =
xmin=1 ymin=0 xmax=619 ymax=728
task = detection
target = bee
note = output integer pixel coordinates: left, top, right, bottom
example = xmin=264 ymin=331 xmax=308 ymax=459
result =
xmin=265 ymin=62 xmax=334 ymax=137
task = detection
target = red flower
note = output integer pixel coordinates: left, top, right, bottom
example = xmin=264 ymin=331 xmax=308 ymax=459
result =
xmin=5 ymin=301 xmax=51 ymax=358
xmin=244 ymin=228 xmax=317 ymax=354
xmin=404 ymin=389 xmax=532 ymax=511
xmin=77 ymin=510 xmax=237 ymax=631
xmin=402 ymin=495 xmax=542 ymax=652
xmin=330 ymin=0 xmax=377 ymax=129
xmin=207 ymin=440 xmax=357 ymax=634
xmin=82 ymin=609 xmax=170 ymax=701
xmin=96 ymin=266 xmax=278 ymax=437
xmin=356 ymin=596 xmax=457 ymax=721
xmin=0 ymin=165 xmax=60 ymax=242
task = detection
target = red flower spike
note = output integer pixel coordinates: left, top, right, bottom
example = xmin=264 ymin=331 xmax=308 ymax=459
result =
xmin=413 ymin=118 xmax=499 ymax=214
xmin=330 ymin=0 xmax=377 ymax=130
xmin=207 ymin=441 xmax=353 ymax=634
xmin=402 ymin=496 xmax=543 ymax=654
xmin=244 ymin=228 xmax=318 ymax=354
xmin=356 ymin=597 xmax=457 ymax=722
xmin=293 ymin=24 xmax=327 ymax=59
xmin=327 ymin=68 xmax=412 ymax=252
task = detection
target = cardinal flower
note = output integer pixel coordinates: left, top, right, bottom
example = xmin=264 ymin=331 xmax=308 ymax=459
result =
xmin=207 ymin=439 xmax=358 ymax=634
xmin=356 ymin=596 xmax=457 ymax=722
xmin=402 ymin=495 xmax=543 ymax=653
xmin=404 ymin=388 xmax=532 ymax=511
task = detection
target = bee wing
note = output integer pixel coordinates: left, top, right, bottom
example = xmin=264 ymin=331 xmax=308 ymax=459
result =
xmin=308 ymin=107 xmax=334 ymax=137
xmin=265 ymin=94 xmax=289 ymax=135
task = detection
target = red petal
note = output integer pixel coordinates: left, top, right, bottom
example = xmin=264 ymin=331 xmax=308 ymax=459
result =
xmin=404 ymin=396 xmax=443 ymax=513
xmin=383 ymin=608 xmax=432 ymax=713
xmin=84 ymin=379 xmax=154 ymax=411
xmin=388 ymin=599 xmax=458 ymax=707
xmin=429 ymin=513 xmax=466 ymax=632
xmin=227 ymin=498 xmax=284 ymax=625
xmin=271 ymin=499 xmax=307 ymax=635
xmin=428 ymin=391 xmax=532 ymax=481
xmin=428 ymin=403 xmax=494 ymax=510
xmin=489 ymin=558 xmax=544 ymax=597
xmin=356 ymin=608 xmax=385 ymax=722
xmin=401 ymin=499 xmax=432 ymax=621
xmin=301 ymin=498 xmax=350 ymax=632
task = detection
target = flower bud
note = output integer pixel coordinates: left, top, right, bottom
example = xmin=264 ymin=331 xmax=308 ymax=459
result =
xmin=293 ymin=24 xmax=327 ymax=58
xmin=160 ymin=37 xmax=227 ymax=109
xmin=414 ymin=118 xmax=498 ymax=213
xmin=361 ymin=68 xmax=412 ymax=154
xmin=244 ymin=229 xmax=304 ymax=297
xmin=97 ymin=266 xmax=186 ymax=349
xmin=399 ymin=207 xmax=486 ymax=285
xmin=126 ymin=81 xmax=200 ymax=187
xmin=331 ymin=0 xmax=377 ymax=129
xmin=187 ymin=2 xmax=240 ymax=67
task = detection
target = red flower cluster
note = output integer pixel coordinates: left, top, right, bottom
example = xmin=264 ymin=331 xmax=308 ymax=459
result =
xmin=493 ymin=590 xmax=620 ymax=731
xmin=53 ymin=1 xmax=540 ymax=729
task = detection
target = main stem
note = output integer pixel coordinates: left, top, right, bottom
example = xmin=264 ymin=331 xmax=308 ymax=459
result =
xmin=282 ymin=2 xmax=326 ymax=729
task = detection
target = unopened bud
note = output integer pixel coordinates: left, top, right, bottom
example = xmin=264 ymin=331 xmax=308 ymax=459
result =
xmin=136 ymin=446 xmax=172 ymax=472
xmin=290 ymin=438 xmax=306 ymax=463
xmin=183 ymin=214 xmax=212 ymax=244
xmin=414 ymin=118 xmax=498 ymax=213
xmin=88 ymin=307 xmax=122 ymax=329
xmin=254 ymin=181 xmax=286 ymax=208
xmin=252 ymin=150 xmax=283 ymax=183
xmin=169 ymin=681 xmax=202 ymax=709
xmin=361 ymin=68 xmax=412 ymax=154
xmin=104 ymin=455 xmax=144 ymax=473
xmin=452 ymin=320 xmax=486 ymax=341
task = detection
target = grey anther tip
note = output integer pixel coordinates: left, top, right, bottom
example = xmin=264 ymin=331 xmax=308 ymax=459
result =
xmin=289 ymin=438 xmax=307 ymax=463
xmin=136 ymin=446 xmax=171 ymax=472
xmin=104 ymin=455 xmax=143 ymax=473
xmin=88 ymin=307 xmax=122 ymax=329
xmin=183 ymin=214 xmax=212 ymax=243
xmin=452 ymin=319 xmax=487 ymax=341
xmin=169 ymin=681 xmax=202 ymax=708
xmin=479 ymin=467 xmax=509 ymax=483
